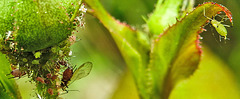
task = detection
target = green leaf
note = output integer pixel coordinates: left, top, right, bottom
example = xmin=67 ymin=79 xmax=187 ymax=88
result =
xmin=111 ymin=70 xmax=139 ymax=99
xmin=84 ymin=0 xmax=150 ymax=98
xmin=147 ymin=0 xmax=189 ymax=36
xmin=0 ymin=53 xmax=21 ymax=99
xmin=170 ymin=48 xmax=240 ymax=99
xmin=84 ymin=0 xmax=234 ymax=99
xmin=148 ymin=2 xmax=225 ymax=98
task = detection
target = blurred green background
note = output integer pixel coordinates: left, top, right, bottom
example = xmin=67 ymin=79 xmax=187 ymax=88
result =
xmin=18 ymin=0 xmax=240 ymax=98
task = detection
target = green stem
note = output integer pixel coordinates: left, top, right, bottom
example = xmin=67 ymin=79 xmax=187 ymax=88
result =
xmin=70 ymin=0 xmax=82 ymax=22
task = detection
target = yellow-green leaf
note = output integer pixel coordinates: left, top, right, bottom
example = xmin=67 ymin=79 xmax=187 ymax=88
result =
xmin=148 ymin=2 xmax=231 ymax=98
xmin=0 ymin=53 xmax=21 ymax=99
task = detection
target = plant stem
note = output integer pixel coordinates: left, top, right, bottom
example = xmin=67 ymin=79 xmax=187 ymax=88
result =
xmin=70 ymin=0 xmax=82 ymax=22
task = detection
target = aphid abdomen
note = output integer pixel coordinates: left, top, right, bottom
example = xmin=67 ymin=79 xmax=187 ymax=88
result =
xmin=211 ymin=20 xmax=227 ymax=39
xmin=62 ymin=68 xmax=73 ymax=81
xmin=215 ymin=24 xmax=227 ymax=39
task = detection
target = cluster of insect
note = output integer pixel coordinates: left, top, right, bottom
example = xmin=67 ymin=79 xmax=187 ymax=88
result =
xmin=0 ymin=1 xmax=92 ymax=99
xmin=203 ymin=3 xmax=233 ymax=41
xmin=35 ymin=60 xmax=93 ymax=96
xmin=5 ymin=42 xmax=93 ymax=98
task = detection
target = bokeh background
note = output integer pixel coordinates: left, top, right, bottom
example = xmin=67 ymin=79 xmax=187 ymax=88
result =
xmin=18 ymin=0 xmax=240 ymax=98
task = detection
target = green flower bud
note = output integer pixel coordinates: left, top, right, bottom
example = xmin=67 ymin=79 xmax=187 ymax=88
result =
xmin=0 ymin=0 xmax=76 ymax=52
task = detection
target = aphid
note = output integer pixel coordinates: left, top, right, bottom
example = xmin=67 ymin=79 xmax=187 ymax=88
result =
xmin=61 ymin=67 xmax=73 ymax=87
xmin=7 ymin=69 xmax=26 ymax=78
xmin=60 ymin=62 xmax=93 ymax=91
xmin=204 ymin=7 xmax=231 ymax=40
xmin=34 ymin=51 xmax=42 ymax=59
xmin=44 ymin=79 xmax=50 ymax=84
xmin=58 ymin=60 xmax=68 ymax=67
xmin=46 ymin=73 xmax=52 ymax=79
xmin=36 ymin=77 xmax=45 ymax=84
xmin=48 ymin=88 xmax=54 ymax=95
xmin=51 ymin=75 xmax=58 ymax=80
xmin=203 ymin=2 xmax=233 ymax=24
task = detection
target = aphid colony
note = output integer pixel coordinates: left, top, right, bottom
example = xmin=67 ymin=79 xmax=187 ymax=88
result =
xmin=0 ymin=1 xmax=92 ymax=99
xmin=34 ymin=60 xmax=92 ymax=95
xmin=5 ymin=40 xmax=93 ymax=98
xmin=3 ymin=38 xmax=92 ymax=97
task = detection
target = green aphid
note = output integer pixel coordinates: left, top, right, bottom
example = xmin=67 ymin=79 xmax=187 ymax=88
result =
xmin=22 ymin=58 xmax=28 ymax=62
xmin=32 ymin=60 xmax=40 ymax=65
xmin=204 ymin=8 xmax=231 ymax=40
xmin=34 ymin=52 xmax=42 ymax=59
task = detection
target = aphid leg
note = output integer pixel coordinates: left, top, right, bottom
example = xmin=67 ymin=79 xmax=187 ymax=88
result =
xmin=205 ymin=20 xmax=211 ymax=26
xmin=222 ymin=24 xmax=231 ymax=27
xmin=224 ymin=36 xmax=230 ymax=44
xmin=8 ymin=77 xmax=15 ymax=79
xmin=225 ymin=36 xmax=227 ymax=40
xmin=63 ymin=88 xmax=69 ymax=93
xmin=217 ymin=15 xmax=230 ymax=27
xmin=219 ymin=35 xmax=229 ymax=42
xmin=221 ymin=17 xmax=229 ymax=22
xmin=217 ymin=14 xmax=229 ymax=21
xmin=226 ymin=37 xmax=230 ymax=40
xmin=218 ymin=15 xmax=233 ymax=27
xmin=62 ymin=89 xmax=79 ymax=94
xmin=6 ymin=73 xmax=11 ymax=76
xmin=224 ymin=36 xmax=230 ymax=40
xmin=59 ymin=89 xmax=78 ymax=96
xmin=219 ymin=35 xmax=222 ymax=42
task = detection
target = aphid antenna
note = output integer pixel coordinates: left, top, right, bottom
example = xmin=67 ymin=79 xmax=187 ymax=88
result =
xmin=215 ymin=11 xmax=233 ymax=27
xmin=60 ymin=89 xmax=80 ymax=95
xmin=203 ymin=13 xmax=217 ymax=42
xmin=216 ymin=14 xmax=229 ymax=21
xmin=203 ymin=7 xmax=212 ymax=20
xmin=69 ymin=89 xmax=80 ymax=92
